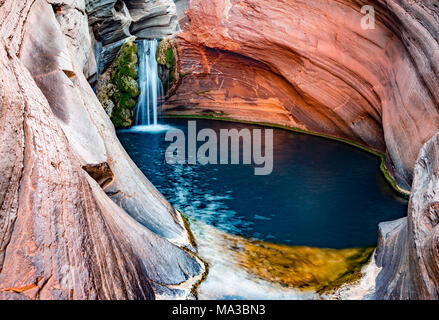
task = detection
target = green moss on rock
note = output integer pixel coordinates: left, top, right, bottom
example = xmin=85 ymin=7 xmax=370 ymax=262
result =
xmin=157 ymin=38 xmax=180 ymax=95
xmin=156 ymin=39 xmax=170 ymax=65
xmin=97 ymin=40 xmax=140 ymax=128
xmin=165 ymin=47 xmax=176 ymax=69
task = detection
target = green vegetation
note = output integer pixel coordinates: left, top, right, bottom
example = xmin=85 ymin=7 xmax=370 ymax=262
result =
xmin=161 ymin=114 xmax=410 ymax=198
xmin=157 ymin=39 xmax=179 ymax=94
xmin=196 ymin=90 xmax=212 ymax=95
xmin=110 ymin=40 xmax=140 ymax=127
xmin=157 ymin=39 xmax=177 ymax=69
xmin=98 ymin=40 xmax=140 ymax=128
xmin=166 ymin=47 xmax=176 ymax=69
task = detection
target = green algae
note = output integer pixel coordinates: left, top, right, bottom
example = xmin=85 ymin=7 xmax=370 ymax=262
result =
xmin=175 ymin=210 xmax=209 ymax=299
xmin=110 ymin=41 xmax=140 ymax=128
xmin=230 ymin=236 xmax=375 ymax=293
xmin=157 ymin=39 xmax=180 ymax=95
xmin=97 ymin=40 xmax=140 ymax=128
xmin=156 ymin=116 xmax=406 ymax=295
xmin=173 ymin=209 xmax=375 ymax=296
xmin=177 ymin=209 xmax=198 ymax=250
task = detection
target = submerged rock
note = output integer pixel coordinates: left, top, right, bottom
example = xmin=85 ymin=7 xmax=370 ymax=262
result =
xmin=217 ymin=229 xmax=374 ymax=293
xmin=190 ymin=219 xmax=372 ymax=299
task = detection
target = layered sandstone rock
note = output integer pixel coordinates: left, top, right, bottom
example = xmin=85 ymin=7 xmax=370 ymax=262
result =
xmin=1 ymin=0 xmax=438 ymax=301
xmin=375 ymin=132 xmax=439 ymax=299
xmin=87 ymin=0 xmax=179 ymax=87
xmin=164 ymin=0 xmax=439 ymax=191
xmin=163 ymin=1 xmax=439 ymax=298
xmin=87 ymin=0 xmax=179 ymax=76
xmin=87 ymin=0 xmax=132 ymax=45
xmin=0 ymin=0 xmax=204 ymax=300
xmin=125 ymin=0 xmax=179 ymax=38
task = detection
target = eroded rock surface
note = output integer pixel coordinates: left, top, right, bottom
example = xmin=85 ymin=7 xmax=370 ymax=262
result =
xmin=125 ymin=0 xmax=179 ymax=38
xmin=1 ymin=0 xmax=439 ymax=301
xmin=97 ymin=40 xmax=140 ymax=128
xmin=87 ymin=0 xmax=179 ymax=78
xmin=164 ymin=0 xmax=439 ymax=191
xmin=375 ymin=132 xmax=439 ymax=299
xmin=0 ymin=0 xmax=204 ymax=300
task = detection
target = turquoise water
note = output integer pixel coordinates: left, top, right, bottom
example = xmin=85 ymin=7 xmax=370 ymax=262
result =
xmin=118 ymin=119 xmax=407 ymax=249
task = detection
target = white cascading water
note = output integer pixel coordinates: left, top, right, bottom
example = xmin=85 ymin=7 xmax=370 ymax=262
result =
xmin=93 ymin=41 xmax=103 ymax=93
xmin=132 ymin=39 xmax=169 ymax=132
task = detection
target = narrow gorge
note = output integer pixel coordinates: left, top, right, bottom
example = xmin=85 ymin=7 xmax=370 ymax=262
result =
xmin=0 ymin=0 xmax=438 ymax=300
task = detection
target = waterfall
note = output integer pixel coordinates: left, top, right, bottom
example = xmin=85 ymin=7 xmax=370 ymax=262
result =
xmin=93 ymin=41 xmax=103 ymax=93
xmin=135 ymin=39 xmax=164 ymax=128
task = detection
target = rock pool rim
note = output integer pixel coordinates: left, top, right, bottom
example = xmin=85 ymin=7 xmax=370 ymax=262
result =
xmin=182 ymin=211 xmax=376 ymax=296
xmin=176 ymin=209 xmax=209 ymax=299
xmin=120 ymin=124 xmax=175 ymax=133
xmin=159 ymin=114 xmax=411 ymax=199
xmin=121 ymin=118 xmax=404 ymax=296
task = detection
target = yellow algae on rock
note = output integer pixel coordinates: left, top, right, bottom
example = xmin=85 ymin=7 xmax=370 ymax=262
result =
xmin=224 ymin=235 xmax=374 ymax=293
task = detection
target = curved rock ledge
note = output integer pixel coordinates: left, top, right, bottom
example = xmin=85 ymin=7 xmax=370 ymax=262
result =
xmin=1 ymin=0 xmax=438 ymax=300
xmin=164 ymin=0 xmax=439 ymax=192
xmin=375 ymin=132 xmax=439 ymax=299
xmin=87 ymin=0 xmax=178 ymax=42
xmin=0 ymin=0 xmax=204 ymax=300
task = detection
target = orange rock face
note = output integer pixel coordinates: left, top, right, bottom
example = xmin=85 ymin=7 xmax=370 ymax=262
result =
xmin=0 ymin=0 xmax=205 ymax=300
xmin=164 ymin=0 xmax=439 ymax=191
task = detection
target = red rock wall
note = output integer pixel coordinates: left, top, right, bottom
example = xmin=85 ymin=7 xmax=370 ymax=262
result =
xmin=164 ymin=0 xmax=439 ymax=191
xmin=0 ymin=0 xmax=204 ymax=300
xmin=0 ymin=2 xmax=152 ymax=298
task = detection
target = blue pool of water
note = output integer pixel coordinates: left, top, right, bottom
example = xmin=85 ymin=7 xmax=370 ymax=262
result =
xmin=117 ymin=119 xmax=408 ymax=249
